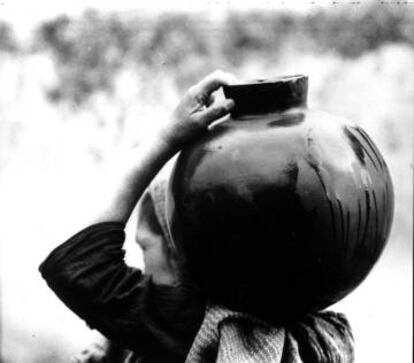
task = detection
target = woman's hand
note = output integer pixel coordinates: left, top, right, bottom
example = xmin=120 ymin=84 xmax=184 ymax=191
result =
xmin=71 ymin=340 xmax=130 ymax=363
xmin=71 ymin=342 xmax=108 ymax=363
xmin=161 ymin=70 xmax=237 ymax=150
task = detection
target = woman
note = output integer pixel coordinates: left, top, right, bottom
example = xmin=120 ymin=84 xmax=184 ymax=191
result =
xmin=40 ymin=71 xmax=354 ymax=362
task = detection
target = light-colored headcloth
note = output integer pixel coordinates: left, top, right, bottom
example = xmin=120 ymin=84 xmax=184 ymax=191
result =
xmin=148 ymin=171 xmax=354 ymax=363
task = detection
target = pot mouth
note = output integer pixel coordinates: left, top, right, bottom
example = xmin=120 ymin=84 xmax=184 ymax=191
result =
xmin=241 ymin=74 xmax=306 ymax=85
xmin=223 ymin=74 xmax=308 ymax=118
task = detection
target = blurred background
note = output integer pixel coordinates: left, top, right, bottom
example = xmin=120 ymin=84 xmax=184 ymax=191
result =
xmin=0 ymin=1 xmax=412 ymax=362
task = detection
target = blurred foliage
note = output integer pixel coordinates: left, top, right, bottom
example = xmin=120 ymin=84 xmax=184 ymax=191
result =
xmin=33 ymin=11 xmax=131 ymax=103
xmin=0 ymin=21 xmax=17 ymax=52
xmin=6 ymin=4 xmax=411 ymax=105
xmin=304 ymin=6 xmax=414 ymax=57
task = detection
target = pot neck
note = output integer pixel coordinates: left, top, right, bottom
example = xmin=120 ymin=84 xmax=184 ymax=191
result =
xmin=223 ymin=75 xmax=308 ymax=118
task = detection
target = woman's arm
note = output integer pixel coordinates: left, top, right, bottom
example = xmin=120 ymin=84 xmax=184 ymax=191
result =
xmin=92 ymin=70 xmax=236 ymax=225
xmin=40 ymin=70 xmax=236 ymax=360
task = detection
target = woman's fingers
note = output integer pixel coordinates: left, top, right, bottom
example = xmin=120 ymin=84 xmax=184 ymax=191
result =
xmin=190 ymin=70 xmax=238 ymax=103
xmin=71 ymin=343 xmax=107 ymax=363
xmin=196 ymin=99 xmax=235 ymax=126
xmin=163 ymin=70 xmax=238 ymax=147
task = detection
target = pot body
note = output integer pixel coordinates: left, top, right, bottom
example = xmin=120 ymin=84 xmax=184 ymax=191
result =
xmin=166 ymin=76 xmax=394 ymax=323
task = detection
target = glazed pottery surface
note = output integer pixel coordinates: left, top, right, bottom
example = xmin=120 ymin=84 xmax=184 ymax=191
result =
xmin=166 ymin=75 xmax=394 ymax=323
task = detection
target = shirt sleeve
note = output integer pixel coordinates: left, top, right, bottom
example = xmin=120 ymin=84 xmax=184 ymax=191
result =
xmin=39 ymin=222 xmax=204 ymax=361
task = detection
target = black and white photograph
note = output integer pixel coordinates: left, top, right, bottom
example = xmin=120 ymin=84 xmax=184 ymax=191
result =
xmin=0 ymin=0 xmax=412 ymax=362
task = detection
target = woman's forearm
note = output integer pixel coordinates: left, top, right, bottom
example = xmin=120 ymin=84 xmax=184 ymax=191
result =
xmin=92 ymin=134 xmax=175 ymax=225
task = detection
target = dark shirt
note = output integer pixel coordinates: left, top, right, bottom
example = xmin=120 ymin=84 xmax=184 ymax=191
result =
xmin=39 ymin=222 xmax=205 ymax=363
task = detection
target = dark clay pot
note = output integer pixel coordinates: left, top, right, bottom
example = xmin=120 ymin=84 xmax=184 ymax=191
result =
xmin=166 ymin=75 xmax=394 ymax=323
